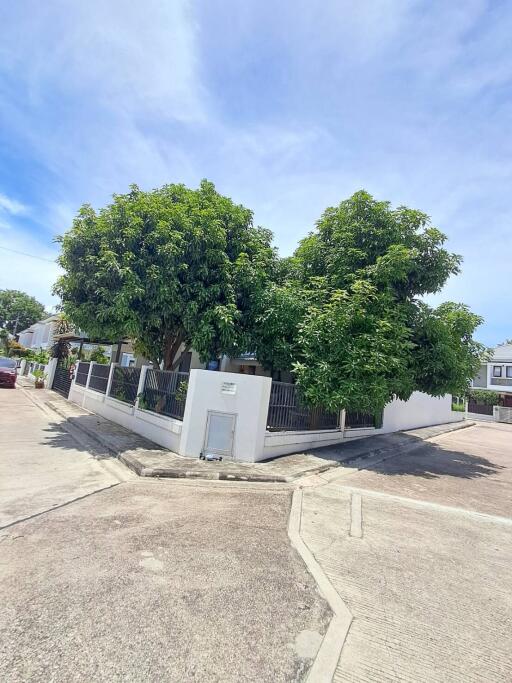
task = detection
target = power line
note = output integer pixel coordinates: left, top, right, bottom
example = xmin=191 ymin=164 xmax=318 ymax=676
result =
xmin=0 ymin=245 xmax=56 ymax=263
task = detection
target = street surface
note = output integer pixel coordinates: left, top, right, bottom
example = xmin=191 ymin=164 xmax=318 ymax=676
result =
xmin=0 ymin=385 xmax=330 ymax=682
xmin=1 ymin=384 xmax=511 ymax=682
xmin=301 ymin=422 xmax=512 ymax=682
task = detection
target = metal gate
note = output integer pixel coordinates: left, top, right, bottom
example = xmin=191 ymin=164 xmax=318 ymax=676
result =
xmin=52 ymin=361 xmax=73 ymax=398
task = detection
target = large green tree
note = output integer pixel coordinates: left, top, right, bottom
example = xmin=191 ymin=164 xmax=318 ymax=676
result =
xmin=251 ymin=191 xmax=484 ymax=412
xmin=55 ymin=180 xmax=276 ymax=369
xmin=0 ymin=289 xmax=46 ymax=334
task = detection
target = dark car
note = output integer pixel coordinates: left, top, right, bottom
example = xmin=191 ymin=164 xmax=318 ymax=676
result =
xmin=0 ymin=357 xmax=17 ymax=388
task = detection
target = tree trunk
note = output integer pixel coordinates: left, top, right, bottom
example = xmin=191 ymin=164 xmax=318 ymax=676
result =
xmin=170 ymin=345 xmax=191 ymax=372
xmin=162 ymin=330 xmax=185 ymax=371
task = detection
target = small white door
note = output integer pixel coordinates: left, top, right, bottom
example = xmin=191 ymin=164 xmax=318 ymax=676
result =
xmin=203 ymin=411 xmax=236 ymax=459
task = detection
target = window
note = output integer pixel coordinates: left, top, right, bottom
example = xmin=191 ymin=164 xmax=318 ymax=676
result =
xmin=493 ymin=366 xmax=502 ymax=377
xmin=507 ymin=366 xmax=512 ymax=379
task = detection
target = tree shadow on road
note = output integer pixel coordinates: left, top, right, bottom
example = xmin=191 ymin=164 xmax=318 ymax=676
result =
xmin=360 ymin=442 xmax=503 ymax=480
xmin=41 ymin=414 xmax=166 ymax=462
xmin=307 ymin=432 xmax=504 ymax=480
xmin=41 ymin=421 xmax=116 ymax=460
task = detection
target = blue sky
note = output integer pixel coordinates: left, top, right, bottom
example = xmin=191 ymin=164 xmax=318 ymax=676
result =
xmin=0 ymin=0 xmax=510 ymax=345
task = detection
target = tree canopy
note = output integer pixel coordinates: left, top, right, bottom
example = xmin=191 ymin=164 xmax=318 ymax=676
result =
xmin=55 ymin=184 xmax=484 ymax=411
xmin=250 ymin=191 xmax=484 ymax=412
xmin=55 ymin=180 xmax=276 ymax=369
xmin=0 ymin=289 xmax=46 ymax=334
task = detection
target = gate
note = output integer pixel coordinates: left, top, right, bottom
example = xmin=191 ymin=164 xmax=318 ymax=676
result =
xmin=52 ymin=360 xmax=73 ymax=398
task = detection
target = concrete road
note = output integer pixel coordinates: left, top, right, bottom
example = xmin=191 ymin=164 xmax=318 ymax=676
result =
xmin=301 ymin=422 xmax=512 ymax=682
xmin=0 ymin=386 xmax=330 ymax=682
xmin=0 ymin=385 xmax=124 ymax=528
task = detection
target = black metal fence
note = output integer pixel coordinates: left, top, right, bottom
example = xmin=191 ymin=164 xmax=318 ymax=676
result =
xmin=345 ymin=410 xmax=383 ymax=429
xmin=109 ymin=366 xmax=141 ymax=405
xmin=266 ymin=381 xmax=340 ymax=432
xmin=75 ymin=361 xmax=90 ymax=386
xmin=88 ymin=363 xmax=111 ymax=393
xmin=467 ymin=403 xmax=494 ymax=416
xmin=139 ymin=369 xmax=189 ymax=420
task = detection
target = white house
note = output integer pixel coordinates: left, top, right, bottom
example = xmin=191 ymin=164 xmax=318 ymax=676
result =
xmin=17 ymin=315 xmax=60 ymax=350
xmin=472 ymin=343 xmax=512 ymax=407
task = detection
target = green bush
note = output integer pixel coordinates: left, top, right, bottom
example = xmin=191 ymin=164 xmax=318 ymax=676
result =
xmin=27 ymin=349 xmax=49 ymax=364
xmin=467 ymin=389 xmax=500 ymax=405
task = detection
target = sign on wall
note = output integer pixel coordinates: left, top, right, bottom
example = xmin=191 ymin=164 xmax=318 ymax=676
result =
xmin=221 ymin=382 xmax=237 ymax=395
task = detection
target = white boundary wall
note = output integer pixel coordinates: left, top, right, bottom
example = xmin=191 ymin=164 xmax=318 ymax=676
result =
xmin=261 ymin=391 xmax=462 ymax=460
xmin=381 ymin=392 xmax=461 ymax=433
xmin=66 ymin=363 xmax=463 ymax=463
xmin=68 ymin=363 xmax=182 ymax=453
xmin=180 ymin=369 xmax=271 ymax=463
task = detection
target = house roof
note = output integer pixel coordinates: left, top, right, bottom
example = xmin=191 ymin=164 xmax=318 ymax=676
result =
xmin=490 ymin=344 xmax=512 ymax=363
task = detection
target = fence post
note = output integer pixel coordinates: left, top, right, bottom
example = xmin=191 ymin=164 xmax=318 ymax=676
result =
xmin=46 ymin=358 xmax=58 ymax=389
xmin=134 ymin=365 xmax=149 ymax=411
xmin=339 ymin=409 xmax=346 ymax=433
xmin=85 ymin=361 xmax=95 ymax=390
xmin=105 ymin=362 xmax=117 ymax=398
xmin=464 ymin=399 xmax=468 ymax=421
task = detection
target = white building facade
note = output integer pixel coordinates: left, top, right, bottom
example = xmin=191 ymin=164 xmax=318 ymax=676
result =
xmin=17 ymin=315 xmax=60 ymax=350
xmin=472 ymin=343 xmax=512 ymax=407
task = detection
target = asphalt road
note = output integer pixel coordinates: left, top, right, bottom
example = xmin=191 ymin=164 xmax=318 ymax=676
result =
xmin=0 ymin=385 xmax=330 ymax=682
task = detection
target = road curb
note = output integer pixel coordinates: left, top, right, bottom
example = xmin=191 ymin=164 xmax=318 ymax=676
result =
xmin=43 ymin=400 xmax=337 ymax=483
xmin=30 ymin=387 xmax=477 ymax=485
xmin=118 ymin=452 xmax=337 ymax=483
xmin=288 ymin=489 xmax=352 ymax=682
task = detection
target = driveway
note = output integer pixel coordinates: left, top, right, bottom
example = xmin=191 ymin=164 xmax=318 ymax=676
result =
xmin=0 ymin=386 xmax=330 ymax=682
xmin=301 ymin=422 xmax=512 ymax=682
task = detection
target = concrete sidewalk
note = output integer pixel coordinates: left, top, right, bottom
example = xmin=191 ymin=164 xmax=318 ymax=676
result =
xmin=21 ymin=379 xmax=473 ymax=483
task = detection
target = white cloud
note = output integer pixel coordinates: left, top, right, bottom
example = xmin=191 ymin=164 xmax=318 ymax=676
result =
xmin=0 ymin=0 xmax=510 ymax=345
xmin=0 ymin=192 xmax=28 ymax=216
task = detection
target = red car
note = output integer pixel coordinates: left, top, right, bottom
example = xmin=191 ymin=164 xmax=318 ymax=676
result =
xmin=0 ymin=357 xmax=17 ymax=388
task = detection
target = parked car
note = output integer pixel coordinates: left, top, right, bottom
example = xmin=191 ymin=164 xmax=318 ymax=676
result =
xmin=0 ymin=357 xmax=17 ymax=388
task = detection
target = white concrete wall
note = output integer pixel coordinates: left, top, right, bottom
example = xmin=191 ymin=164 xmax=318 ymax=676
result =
xmin=179 ymin=370 xmax=272 ymax=462
xmin=262 ymin=392 xmax=461 ymax=459
xmin=66 ymin=364 xmax=462 ymax=464
xmin=263 ymin=428 xmax=344 ymax=459
xmin=466 ymin=411 xmax=495 ymax=422
xmin=381 ymin=392 xmax=462 ymax=432
xmin=68 ymin=366 xmax=182 ymax=453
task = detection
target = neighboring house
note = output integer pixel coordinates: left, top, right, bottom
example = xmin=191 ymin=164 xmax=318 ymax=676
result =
xmin=17 ymin=315 xmax=61 ymax=350
xmin=164 ymin=346 xmax=294 ymax=381
xmin=472 ymin=343 xmax=512 ymax=407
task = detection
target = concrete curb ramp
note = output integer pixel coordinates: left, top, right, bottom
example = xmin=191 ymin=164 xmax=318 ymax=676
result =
xmin=118 ymin=451 xmax=337 ymax=483
xmin=288 ymin=488 xmax=353 ymax=682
